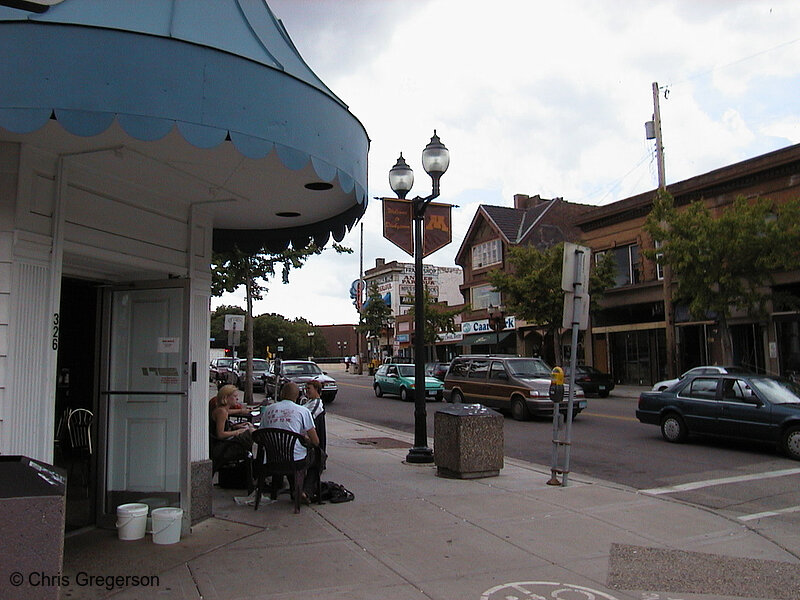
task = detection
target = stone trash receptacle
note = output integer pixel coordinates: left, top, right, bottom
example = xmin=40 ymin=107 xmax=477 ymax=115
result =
xmin=434 ymin=404 xmax=503 ymax=478
xmin=0 ymin=456 xmax=66 ymax=600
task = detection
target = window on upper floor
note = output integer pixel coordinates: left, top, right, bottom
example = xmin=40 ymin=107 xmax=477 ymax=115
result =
xmin=471 ymin=239 xmax=502 ymax=270
xmin=653 ymin=240 xmax=664 ymax=280
xmin=472 ymin=284 xmax=501 ymax=309
xmin=596 ymin=243 xmax=641 ymax=287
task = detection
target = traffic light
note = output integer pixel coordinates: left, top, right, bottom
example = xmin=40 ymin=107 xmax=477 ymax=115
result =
xmin=224 ymin=347 xmax=232 ymax=356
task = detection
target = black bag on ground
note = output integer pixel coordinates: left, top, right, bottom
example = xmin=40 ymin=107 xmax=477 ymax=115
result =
xmin=319 ymin=481 xmax=354 ymax=503
xmin=217 ymin=456 xmax=253 ymax=490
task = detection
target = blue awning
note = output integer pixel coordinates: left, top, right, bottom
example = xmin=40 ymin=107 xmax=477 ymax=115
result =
xmin=0 ymin=0 xmax=369 ymax=252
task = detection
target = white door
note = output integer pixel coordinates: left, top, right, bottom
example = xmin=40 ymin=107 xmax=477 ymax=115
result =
xmin=101 ymin=283 xmax=187 ymax=519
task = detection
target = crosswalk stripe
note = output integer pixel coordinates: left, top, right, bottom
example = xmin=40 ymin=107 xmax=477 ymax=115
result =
xmin=640 ymin=467 xmax=800 ymax=495
xmin=739 ymin=505 xmax=800 ymax=521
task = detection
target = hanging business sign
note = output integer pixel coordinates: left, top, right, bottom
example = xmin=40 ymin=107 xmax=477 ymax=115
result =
xmin=422 ymin=201 xmax=452 ymax=257
xmin=382 ymin=198 xmax=414 ymax=256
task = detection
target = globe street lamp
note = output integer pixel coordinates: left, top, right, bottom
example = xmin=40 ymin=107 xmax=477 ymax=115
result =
xmin=388 ymin=131 xmax=450 ymax=464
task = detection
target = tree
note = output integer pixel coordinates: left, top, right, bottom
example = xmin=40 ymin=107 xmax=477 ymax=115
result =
xmin=644 ymin=191 xmax=800 ymax=364
xmin=211 ymin=242 xmax=351 ymax=402
xmin=357 ymin=283 xmax=394 ymax=360
xmin=407 ymin=287 xmax=463 ymax=361
xmin=488 ymin=242 xmax=615 ymax=364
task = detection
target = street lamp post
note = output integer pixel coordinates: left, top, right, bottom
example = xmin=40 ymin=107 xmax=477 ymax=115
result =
xmin=307 ymin=331 xmax=315 ymax=360
xmin=488 ymin=305 xmax=506 ymax=354
xmin=388 ymin=131 xmax=450 ymax=464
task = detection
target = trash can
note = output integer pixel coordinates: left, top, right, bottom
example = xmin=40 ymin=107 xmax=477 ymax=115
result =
xmin=434 ymin=404 xmax=503 ymax=479
xmin=0 ymin=456 xmax=67 ymax=600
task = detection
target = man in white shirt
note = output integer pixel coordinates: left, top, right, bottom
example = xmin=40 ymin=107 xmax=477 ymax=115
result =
xmin=260 ymin=381 xmax=319 ymax=461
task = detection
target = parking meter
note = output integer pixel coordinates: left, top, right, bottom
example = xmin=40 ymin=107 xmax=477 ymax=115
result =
xmin=549 ymin=366 xmax=564 ymax=403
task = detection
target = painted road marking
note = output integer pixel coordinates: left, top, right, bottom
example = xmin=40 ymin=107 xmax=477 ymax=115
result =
xmin=641 ymin=467 xmax=800 ymax=495
xmin=738 ymin=504 xmax=800 ymax=521
xmin=481 ymin=581 xmax=620 ymax=600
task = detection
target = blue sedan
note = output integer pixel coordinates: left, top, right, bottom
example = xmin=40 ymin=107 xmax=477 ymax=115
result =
xmin=636 ymin=373 xmax=800 ymax=459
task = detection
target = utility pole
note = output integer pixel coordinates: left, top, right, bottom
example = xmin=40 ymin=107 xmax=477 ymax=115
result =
xmin=650 ymin=81 xmax=676 ymax=379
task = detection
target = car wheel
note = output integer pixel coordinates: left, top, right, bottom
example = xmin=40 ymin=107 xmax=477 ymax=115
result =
xmin=511 ymin=396 xmax=530 ymax=421
xmin=435 ymin=391 xmax=444 ymax=402
xmin=374 ymin=384 xmax=383 ymax=398
xmin=450 ymin=389 xmax=464 ymax=404
xmin=660 ymin=413 xmax=688 ymax=443
xmin=400 ymin=387 xmax=411 ymax=402
xmin=781 ymin=426 xmax=800 ymax=460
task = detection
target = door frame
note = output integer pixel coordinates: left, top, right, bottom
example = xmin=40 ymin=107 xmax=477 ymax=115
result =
xmin=95 ymin=278 xmax=190 ymax=529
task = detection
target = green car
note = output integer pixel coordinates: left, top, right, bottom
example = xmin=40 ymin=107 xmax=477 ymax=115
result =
xmin=373 ymin=363 xmax=444 ymax=402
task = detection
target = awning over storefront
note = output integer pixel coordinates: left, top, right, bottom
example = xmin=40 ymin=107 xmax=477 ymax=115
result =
xmin=0 ymin=0 xmax=369 ymax=252
xmin=462 ymin=331 xmax=513 ymax=346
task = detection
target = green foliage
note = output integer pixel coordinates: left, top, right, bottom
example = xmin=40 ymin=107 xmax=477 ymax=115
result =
xmin=488 ymin=242 xmax=616 ymax=362
xmin=358 ymin=283 xmax=393 ymax=340
xmin=644 ymin=192 xmax=800 ymax=321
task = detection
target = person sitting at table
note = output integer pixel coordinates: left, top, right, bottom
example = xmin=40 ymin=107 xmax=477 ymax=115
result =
xmin=260 ymin=381 xmax=320 ymax=502
xmin=302 ymin=379 xmax=327 ymax=454
xmin=209 ymin=387 xmax=251 ymax=418
xmin=209 ymin=385 xmax=255 ymax=473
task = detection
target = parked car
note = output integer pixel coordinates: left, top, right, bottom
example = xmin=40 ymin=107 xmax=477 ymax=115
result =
xmin=265 ymin=360 xmax=338 ymax=403
xmin=209 ymin=357 xmax=235 ymax=385
xmin=636 ymin=373 xmax=800 ymax=459
xmin=425 ymin=361 xmax=450 ymax=381
xmin=565 ymin=365 xmax=614 ymax=397
xmin=373 ymin=363 xmax=444 ymax=402
xmin=443 ymin=354 xmax=585 ymax=420
xmin=652 ymin=365 xmax=751 ymax=391
xmin=233 ymin=358 xmax=269 ymax=392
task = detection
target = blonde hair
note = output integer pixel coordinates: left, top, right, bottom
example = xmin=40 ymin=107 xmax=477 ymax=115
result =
xmin=279 ymin=381 xmax=301 ymax=402
xmin=217 ymin=385 xmax=238 ymax=407
xmin=307 ymin=379 xmax=322 ymax=393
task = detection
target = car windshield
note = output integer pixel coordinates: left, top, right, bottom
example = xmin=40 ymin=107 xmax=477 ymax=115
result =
xmin=506 ymin=358 xmax=551 ymax=378
xmin=749 ymin=377 xmax=800 ymax=404
xmin=398 ymin=365 xmax=415 ymax=377
xmin=250 ymin=360 xmax=268 ymax=371
xmin=282 ymin=363 xmax=322 ymax=376
xmin=217 ymin=358 xmax=233 ymax=368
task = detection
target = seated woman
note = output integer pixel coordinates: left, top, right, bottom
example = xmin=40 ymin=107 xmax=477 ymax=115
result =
xmin=210 ymin=384 xmax=255 ymax=474
xmin=302 ymin=379 xmax=327 ymax=454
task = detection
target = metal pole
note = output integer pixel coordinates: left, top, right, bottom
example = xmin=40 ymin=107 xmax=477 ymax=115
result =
xmin=562 ymin=248 xmax=584 ymax=487
xmin=653 ymin=81 xmax=676 ymax=380
xmin=407 ymin=203 xmax=433 ymax=463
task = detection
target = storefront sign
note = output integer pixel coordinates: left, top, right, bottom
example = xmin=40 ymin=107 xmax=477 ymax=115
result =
xmin=461 ymin=316 xmax=516 ymax=334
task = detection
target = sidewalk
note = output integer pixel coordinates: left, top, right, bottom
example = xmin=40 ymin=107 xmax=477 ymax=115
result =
xmin=61 ymin=413 xmax=800 ymax=600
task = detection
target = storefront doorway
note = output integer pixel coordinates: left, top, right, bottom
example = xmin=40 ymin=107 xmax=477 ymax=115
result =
xmin=97 ymin=282 xmax=188 ymax=529
xmin=54 ymin=278 xmax=101 ymax=532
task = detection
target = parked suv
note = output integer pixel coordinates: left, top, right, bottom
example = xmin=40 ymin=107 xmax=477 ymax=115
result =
xmin=443 ymin=355 xmax=586 ymax=420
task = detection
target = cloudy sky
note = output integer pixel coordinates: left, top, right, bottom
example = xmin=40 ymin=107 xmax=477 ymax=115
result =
xmin=213 ymin=0 xmax=800 ymax=326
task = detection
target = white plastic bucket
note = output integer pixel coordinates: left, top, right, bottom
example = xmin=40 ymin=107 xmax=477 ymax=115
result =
xmin=151 ymin=507 xmax=183 ymax=545
xmin=116 ymin=503 xmax=148 ymax=541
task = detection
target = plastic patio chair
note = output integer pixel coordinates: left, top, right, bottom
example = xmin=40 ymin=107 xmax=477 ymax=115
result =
xmin=252 ymin=428 xmax=318 ymax=513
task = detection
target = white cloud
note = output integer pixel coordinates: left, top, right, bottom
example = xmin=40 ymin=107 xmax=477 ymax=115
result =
xmin=213 ymin=0 xmax=800 ymax=324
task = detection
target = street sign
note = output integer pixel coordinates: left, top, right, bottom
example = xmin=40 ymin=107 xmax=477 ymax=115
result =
xmin=224 ymin=314 xmax=245 ymax=331
xmin=562 ymin=291 xmax=590 ymax=330
xmin=561 ymin=242 xmax=591 ymax=292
